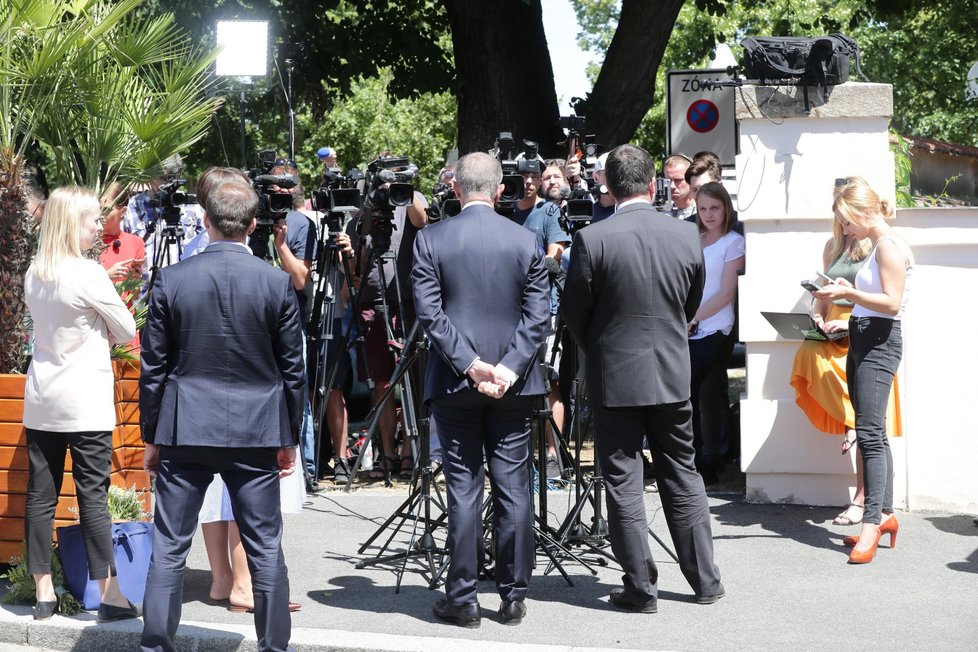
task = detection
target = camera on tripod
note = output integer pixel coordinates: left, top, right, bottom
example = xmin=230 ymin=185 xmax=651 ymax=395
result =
xmin=312 ymin=168 xmax=364 ymax=225
xmin=493 ymin=132 xmax=544 ymax=214
xmin=426 ymin=181 xmax=460 ymax=222
xmin=356 ymin=156 xmax=419 ymax=240
xmin=149 ymin=178 xmax=196 ymax=226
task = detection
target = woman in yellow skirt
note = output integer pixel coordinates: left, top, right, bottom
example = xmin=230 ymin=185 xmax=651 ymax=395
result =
xmin=791 ymin=219 xmax=902 ymax=526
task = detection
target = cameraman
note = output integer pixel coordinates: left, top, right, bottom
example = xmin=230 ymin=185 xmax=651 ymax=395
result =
xmin=270 ymin=163 xmax=353 ymax=493
xmin=346 ymin=155 xmax=428 ymax=480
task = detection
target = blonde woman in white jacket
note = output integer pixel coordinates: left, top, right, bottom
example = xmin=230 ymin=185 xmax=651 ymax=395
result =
xmin=23 ymin=186 xmax=139 ymax=622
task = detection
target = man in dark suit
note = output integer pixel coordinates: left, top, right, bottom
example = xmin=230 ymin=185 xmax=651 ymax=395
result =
xmin=562 ymin=144 xmax=723 ymax=613
xmin=139 ymin=180 xmax=305 ymax=652
xmin=412 ymin=152 xmax=550 ymax=627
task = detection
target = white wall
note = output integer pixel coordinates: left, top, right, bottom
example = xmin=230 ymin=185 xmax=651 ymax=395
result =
xmin=734 ymin=82 xmax=978 ymax=513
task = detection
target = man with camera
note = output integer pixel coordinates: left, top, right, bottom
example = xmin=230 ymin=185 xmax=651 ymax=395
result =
xmin=590 ymin=152 xmax=616 ymax=223
xmin=412 ymin=151 xmax=549 ymax=627
xmin=140 ymin=179 xmax=304 ymax=652
xmin=264 ymin=163 xmax=332 ymax=493
xmin=562 ymin=144 xmax=724 ymax=614
xmin=346 ymin=154 xmax=429 ymax=481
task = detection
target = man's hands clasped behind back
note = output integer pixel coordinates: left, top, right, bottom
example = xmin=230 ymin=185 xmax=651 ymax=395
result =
xmin=466 ymin=359 xmax=519 ymax=399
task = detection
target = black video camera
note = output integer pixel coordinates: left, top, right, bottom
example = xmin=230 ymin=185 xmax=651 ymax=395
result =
xmin=426 ymin=182 xmax=460 ymax=222
xmin=559 ymin=115 xmax=587 ymax=133
xmin=248 ymin=149 xmax=297 ymax=226
xmin=363 ymin=156 xmax=417 ymax=213
xmin=559 ymin=188 xmax=593 ymax=234
xmin=312 ymin=168 xmax=364 ymax=229
xmin=149 ymin=178 xmax=196 ymax=227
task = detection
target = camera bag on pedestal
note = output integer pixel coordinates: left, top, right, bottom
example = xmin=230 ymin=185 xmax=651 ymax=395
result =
xmin=740 ymin=33 xmax=867 ymax=107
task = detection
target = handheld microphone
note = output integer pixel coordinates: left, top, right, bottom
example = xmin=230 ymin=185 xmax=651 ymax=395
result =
xmin=112 ymin=239 xmax=121 ymax=252
xmin=558 ymin=186 xmax=572 ymax=201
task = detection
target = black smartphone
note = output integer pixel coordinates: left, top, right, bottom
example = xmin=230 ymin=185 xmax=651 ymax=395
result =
xmin=800 ymin=280 xmax=821 ymax=292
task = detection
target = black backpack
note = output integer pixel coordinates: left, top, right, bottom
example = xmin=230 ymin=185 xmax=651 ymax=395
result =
xmin=739 ymin=33 xmax=868 ymax=105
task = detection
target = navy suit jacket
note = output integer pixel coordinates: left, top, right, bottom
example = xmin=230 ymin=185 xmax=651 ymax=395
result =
xmin=139 ymin=241 xmax=305 ymax=448
xmin=412 ymin=203 xmax=550 ymax=402
xmin=562 ymin=202 xmax=705 ymax=407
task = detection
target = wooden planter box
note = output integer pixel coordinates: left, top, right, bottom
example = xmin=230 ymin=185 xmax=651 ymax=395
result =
xmin=0 ymin=360 xmax=149 ymax=561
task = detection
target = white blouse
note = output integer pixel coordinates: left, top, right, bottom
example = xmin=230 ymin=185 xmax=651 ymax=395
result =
xmin=691 ymin=230 xmax=745 ymax=340
xmin=24 ymin=257 xmax=137 ymax=432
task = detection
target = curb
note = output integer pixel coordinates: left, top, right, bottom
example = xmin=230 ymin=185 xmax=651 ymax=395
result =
xmin=0 ymin=605 xmax=645 ymax=652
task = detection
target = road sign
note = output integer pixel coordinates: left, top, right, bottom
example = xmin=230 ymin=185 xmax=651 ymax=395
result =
xmin=687 ymin=99 xmax=720 ymax=133
xmin=667 ymin=69 xmax=736 ymax=166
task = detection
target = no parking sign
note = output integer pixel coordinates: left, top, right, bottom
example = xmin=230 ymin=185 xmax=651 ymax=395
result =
xmin=666 ymin=69 xmax=736 ymax=166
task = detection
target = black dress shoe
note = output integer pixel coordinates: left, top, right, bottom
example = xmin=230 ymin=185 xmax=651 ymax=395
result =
xmin=696 ymin=582 xmax=725 ymax=605
xmin=33 ymin=600 xmax=57 ymax=620
xmin=498 ymin=600 xmax=526 ymax=625
xmin=97 ymin=600 xmax=141 ymax=623
xmin=609 ymin=589 xmax=657 ymax=613
xmin=432 ymin=598 xmax=481 ymax=628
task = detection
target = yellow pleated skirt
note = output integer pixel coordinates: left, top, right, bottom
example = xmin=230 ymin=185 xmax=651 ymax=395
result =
xmin=789 ymin=304 xmax=903 ymax=436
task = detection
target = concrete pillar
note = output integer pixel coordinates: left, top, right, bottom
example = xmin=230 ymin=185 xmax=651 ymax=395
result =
xmin=734 ymin=82 xmax=900 ymax=506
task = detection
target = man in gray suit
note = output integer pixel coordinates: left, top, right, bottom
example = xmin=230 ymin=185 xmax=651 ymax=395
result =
xmin=412 ymin=152 xmax=550 ymax=627
xmin=139 ymin=180 xmax=305 ymax=652
xmin=562 ymin=144 xmax=723 ymax=613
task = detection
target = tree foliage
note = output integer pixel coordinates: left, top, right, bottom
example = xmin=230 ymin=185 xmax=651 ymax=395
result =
xmin=0 ymin=0 xmax=221 ymax=373
xmin=573 ymin=0 xmax=978 ymax=160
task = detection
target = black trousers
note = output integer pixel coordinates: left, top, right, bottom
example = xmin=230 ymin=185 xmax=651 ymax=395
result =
xmin=592 ymin=401 xmax=721 ymax=602
xmin=431 ymin=390 xmax=535 ymax=606
xmin=688 ymin=331 xmax=733 ymax=466
xmin=847 ymin=317 xmax=902 ymax=525
xmin=140 ymin=446 xmax=290 ymax=652
xmin=25 ymin=428 xmax=115 ymax=579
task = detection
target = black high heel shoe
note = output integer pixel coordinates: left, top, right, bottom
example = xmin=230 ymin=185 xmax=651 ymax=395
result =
xmin=33 ymin=600 xmax=58 ymax=620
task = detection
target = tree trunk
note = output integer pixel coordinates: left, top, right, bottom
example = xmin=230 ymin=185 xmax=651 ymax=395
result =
xmin=444 ymin=0 xmax=564 ymax=156
xmin=584 ymin=0 xmax=685 ymax=148
xmin=0 ymin=155 xmax=34 ymax=374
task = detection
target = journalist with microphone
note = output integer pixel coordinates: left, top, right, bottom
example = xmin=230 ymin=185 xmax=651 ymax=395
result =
xmin=412 ymin=152 xmax=549 ymax=627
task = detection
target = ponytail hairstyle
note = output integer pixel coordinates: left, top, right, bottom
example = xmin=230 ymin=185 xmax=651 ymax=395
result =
xmin=832 ymin=176 xmax=893 ymax=228
xmin=30 ymin=186 xmax=99 ymax=282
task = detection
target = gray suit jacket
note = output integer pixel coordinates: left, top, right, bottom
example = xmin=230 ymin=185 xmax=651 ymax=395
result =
xmin=562 ymin=202 xmax=705 ymax=407
xmin=139 ymin=241 xmax=305 ymax=447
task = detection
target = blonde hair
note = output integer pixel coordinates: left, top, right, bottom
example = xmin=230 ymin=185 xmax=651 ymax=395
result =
xmin=832 ymin=176 xmax=894 ymax=228
xmin=30 ymin=186 xmax=99 ymax=282
xmin=828 ymin=217 xmax=871 ymax=264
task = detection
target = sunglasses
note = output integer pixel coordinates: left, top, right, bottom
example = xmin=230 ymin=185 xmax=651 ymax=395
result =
xmin=834 ymin=177 xmax=851 ymax=188
xmin=274 ymin=158 xmax=297 ymax=168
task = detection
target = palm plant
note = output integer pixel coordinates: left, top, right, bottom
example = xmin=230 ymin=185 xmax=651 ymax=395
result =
xmin=0 ymin=0 xmax=222 ymax=373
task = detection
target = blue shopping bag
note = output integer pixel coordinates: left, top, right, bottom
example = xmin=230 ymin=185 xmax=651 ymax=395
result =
xmin=56 ymin=521 xmax=154 ymax=611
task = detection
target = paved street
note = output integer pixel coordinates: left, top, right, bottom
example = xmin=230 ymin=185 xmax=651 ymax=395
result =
xmin=2 ymin=481 xmax=977 ymax=651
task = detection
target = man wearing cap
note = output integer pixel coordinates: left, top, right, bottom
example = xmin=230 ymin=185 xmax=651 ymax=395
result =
xmin=317 ymin=147 xmax=338 ymax=170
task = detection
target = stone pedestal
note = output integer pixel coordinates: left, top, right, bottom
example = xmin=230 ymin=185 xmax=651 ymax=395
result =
xmin=734 ymin=82 xmax=901 ymax=506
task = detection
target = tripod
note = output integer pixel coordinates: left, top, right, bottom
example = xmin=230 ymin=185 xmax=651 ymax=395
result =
xmin=354 ymin=321 xmax=450 ymax=591
xmin=144 ymin=209 xmax=186 ymax=295
xmin=306 ymin=211 xmax=367 ymax=485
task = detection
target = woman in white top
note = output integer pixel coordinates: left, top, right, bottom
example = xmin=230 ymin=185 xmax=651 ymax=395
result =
xmin=687 ymin=182 xmax=745 ymax=477
xmin=23 ymin=187 xmax=138 ymax=621
xmin=814 ymin=176 xmax=912 ymax=564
